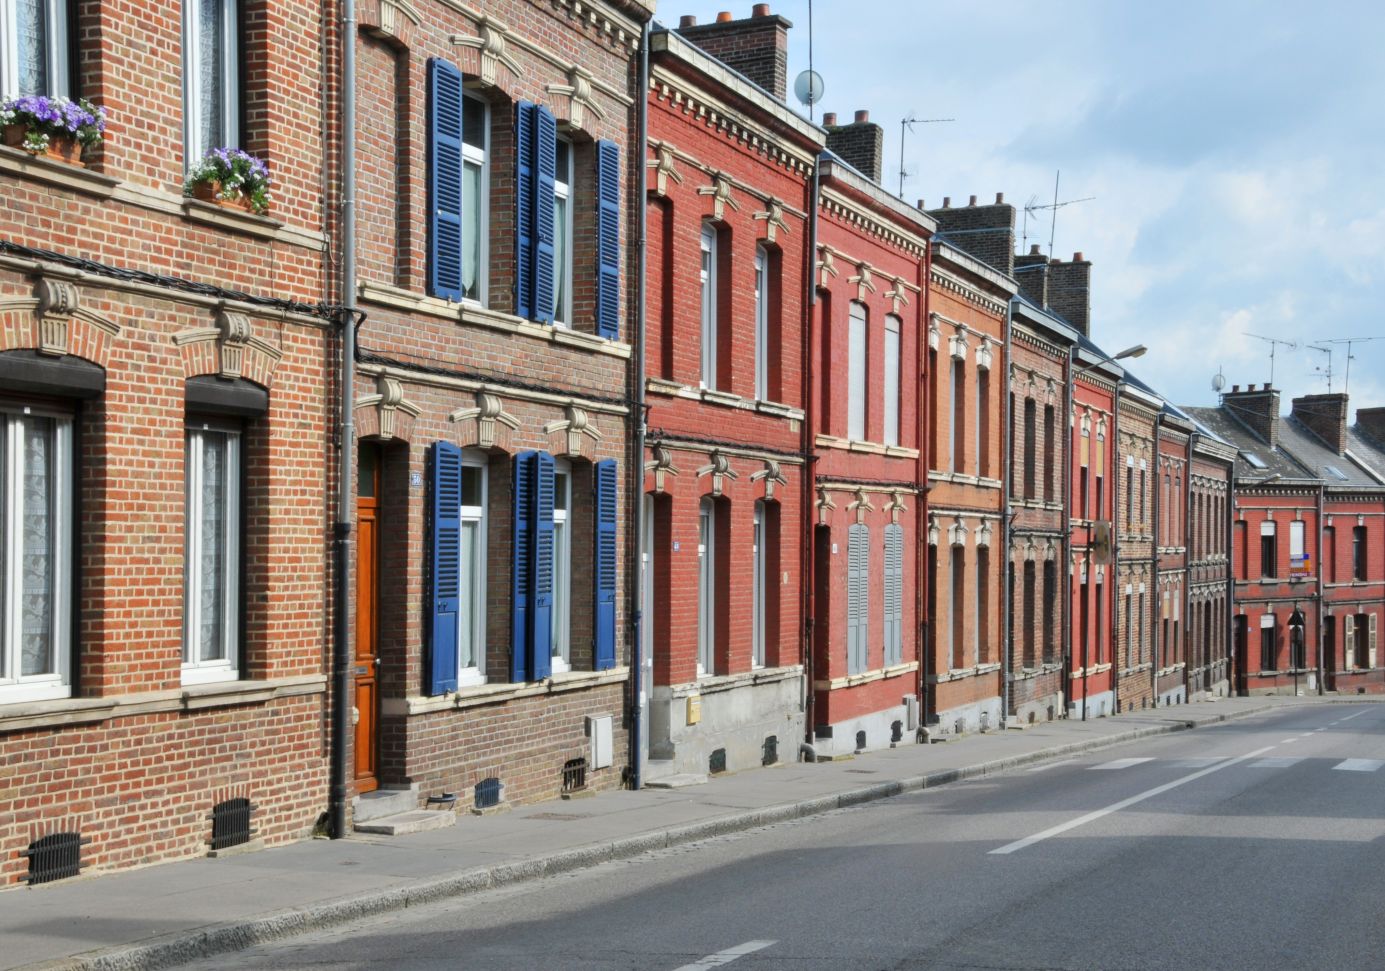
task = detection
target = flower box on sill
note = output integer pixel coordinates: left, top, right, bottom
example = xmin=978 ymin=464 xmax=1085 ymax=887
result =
xmin=184 ymin=148 xmax=272 ymax=216
xmin=190 ymin=179 xmax=256 ymax=214
xmin=0 ymin=96 xmax=106 ymax=168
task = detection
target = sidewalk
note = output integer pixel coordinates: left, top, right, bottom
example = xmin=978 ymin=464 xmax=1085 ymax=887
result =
xmin=7 ymin=695 xmax=1370 ymax=971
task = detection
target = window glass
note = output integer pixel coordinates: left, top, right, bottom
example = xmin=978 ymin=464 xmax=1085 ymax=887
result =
xmin=184 ymin=0 xmax=238 ymax=163
xmin=458 ymin=453 xmax=487 ymax=679
xmin=698 ymin=499 xmax=714 ymax=674
xmin=553 ymin=139 xmax=572 ymax=325
xmin=551 ymin=466 xmax=570 ymax=670
xmin=754 ymin=248 xmax=768 ymax=401
xmin=848 ymin=302 xmax=867 ymax=440
xmin=4 ymin=0 xmax=68 ymax=97
xmin=460 ymin=95 xmax=488 ymax=303
xmin=184 ymin=425 xmax=239 ymax=683
xmin=883 ymin=316 xmax=900 ymax=447
xmin=700 ymin=226 xmax=717 ymax=390
xmin=752 ymin=502 xmax=764 ymax=668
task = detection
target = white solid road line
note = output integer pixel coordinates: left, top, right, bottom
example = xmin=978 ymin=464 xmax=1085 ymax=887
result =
xmin=672 ymin=940 xmax=777 ymax=970
xmin=1339 ymin=710 xmax=1370 ymax=723
xmin=989 ymin=745 xmax=1278 ymax=856
xmin=1333 ymin=759 xmax=1384 ymax=772
xmin=1090 ymin=758 xmax=1155 ymax=771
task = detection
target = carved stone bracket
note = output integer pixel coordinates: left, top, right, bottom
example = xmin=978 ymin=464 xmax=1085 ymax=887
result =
xmin=948 ymin=515 xmax=968 ymax=547
xmin=172 ymin=302 xmax=280 ymax=384
xmin=976 ymin=520 xmax=993 ymax=548
xmin=975 ymin=339 xmax=994 ymax=371
xmin=546 ymin=66 xmax=605 ymax=130
xmin=750 ymin=459 xmax=789 ymax=500
xmin=848 ymin=262 xmax=876 ymax=302
xmin=448 ymin=391 xmax=520 ymax=449
xmin=696 ymin=450 xmax=738 ymax=497
xmin=0 ymin=275 xmax=119 ymax=361
xmin=883 ymin=276 xmax=910 ymax=315
xmin=816 ymin=244 xmax=840 ymax=288
xmin=928 ymin=515 xmax=940 ymax=547
xmin=644 ymin=444 xmax=680 ymax=493
xmin=928 ymin=316 xmax=941 ymax=352
xmin=885 ymin=490 xmax=908 ymax=524
xmin=948 ymin=328 xmax=968 ymax=361
xmin=848 ymin=488 xmax=875 ymax=524
xmin=752 ymin=199 xmax=789 ymax=243
xmin=697 ymin=174 xmax=740 ymax=222
xmin=451 ymin=16 xmax=523 ymax=87
xmin=817 ymin=486 xmax=838 ymax=525
xmin=355 ymin=376 xmax=421 ymax=442
xmin=544 ymin=404 xmax=602 ymax=457
xmin=647 ymin=143 xmax=683 ymax=197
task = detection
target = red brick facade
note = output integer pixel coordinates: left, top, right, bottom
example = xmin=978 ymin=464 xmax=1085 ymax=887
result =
xmin=1070 ymin=360 xmax=1118 ymax=717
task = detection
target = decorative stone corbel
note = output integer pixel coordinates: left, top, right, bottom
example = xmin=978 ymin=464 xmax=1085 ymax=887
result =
xmin=544 ymin=404 xmax=602 ymax=457
xmin=448 ymin=391 xmax=520 ymax=449
xmin=644 ymin=444 xmax=680 ymax=493
xmin=35 ymin=278 xmax=81 ymax=355
xmin=948 ymin=328 xmax=968 ymax=361
xmin=976 ymin=520 xmax=993 ymax=548
xmin=927 ymin=515 xmax=940 ymax=547
xmin=647 ymin=143 xmax=683 ymax=197
xmin=546 ymin=65 xmax=604 ymax=130
xmin=364 ymin=0 xmax=421 ymax=41
xmin=848 ymin=261 xmax=876 ymax=302
xmin=885 ymin=490 xmax=908 ymax=524
xmin=847 ymin=488 xmax=875 ymax=524
xmin=1044 ymin=537 xmax=1058 ymax=561
xmin=752 ymin=199 xmax=789 ymax=243
xmin=1045 ymin=377 xmax=1057 ymax=402
xmin=975 ymin=339 xmax=994 ymax=371
xmin=216 ymin=307 xmax=252 ymax=378
xmin=1024 ymin=538 xmax=1037 ymax=562
xmin=355 ymin=375 xmax=421 ymax=441
xmin=817 ymin=244 xmax=840 ymax=288
xmin=750 ymin=460 xmax=788 ymax=500
xmin=927 ymin=315 xmax=941 ymax=352
xmin=696 ymin=450 xmax=738 ymax=497
xmin=451 ymin=16 xmax=523 ymax=86
xmin=948 ymin=515 xmax=968 ymax=547
xmin=816 ymin=486 xmax=838 ymax=525
xmin=883 ymin=276 xmax=910 ymax=315
xmin=697 ymin=174 xmax=740 ymax=221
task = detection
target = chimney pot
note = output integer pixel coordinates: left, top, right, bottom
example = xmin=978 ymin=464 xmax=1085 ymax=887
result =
xmin=680 ymin=14 xmax=697 ymax=26
xmin=1232 ymin=384 xmax=1240 ymax=393
xmin=854 ymin=109 xmax=870 ymax=124
xmin=917 ymin=198 xmax=926 ymax=209
xmin=1029 ymin=244 xmax=1041 ymax=255
xmin=716 ymin=10 xmax=733 ymax=22
xmin=1073 ymin=251 xmax=1084 ymax=262
xmin=995 ymin=192 xmax=1004 ymax=204
xmin=943 ymin=196 xmax=951 ymax=208
xmin=968 ymin=194 xmax=978 ymax=206
xmin=822 ymin=111 xmax=836 ymax=126
xmin=752 ymin=2 xmax=770 ymax=15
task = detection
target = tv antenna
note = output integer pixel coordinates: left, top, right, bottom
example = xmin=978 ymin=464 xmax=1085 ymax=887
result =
xmin=1317 ymin=337 xmax=1382 ymax=394
xmin=1211 ymin=367 xmax=1226 ymax=393
xmin=1307 ymin=343 xmax=1333 ymax=392
xmin=897 ymin=113 xmax=955 ymax=199
xmin=1243 ymin=332 xmax=1297 ymax=387
xmin=1022 ymin=170 xmax=1094 ymax=256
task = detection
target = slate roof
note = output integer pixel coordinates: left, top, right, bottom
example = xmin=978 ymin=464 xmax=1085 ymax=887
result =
xmin=1277 ymin=416 xmax=1382 ymax=488
xmin=1180 ymin=406 xmax=1313 ymax=482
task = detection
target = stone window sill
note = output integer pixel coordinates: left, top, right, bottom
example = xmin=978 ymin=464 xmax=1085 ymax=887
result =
xmin=386 ymin=666 xmax=629 ymax=716
xmin=0 ymin=144 xmax=118 ymax=199
xmin=814 ymin=434 xmax=919 ymax=459
xmin=181 ymin=197 xmax=284 ymax=240
xmin=671 ymin=663 xmax=804 ymax=698
xmin=0 ymin=673 xmax=327 ymax=734
xmin=813 ymin=660 xmax=917 ymax=691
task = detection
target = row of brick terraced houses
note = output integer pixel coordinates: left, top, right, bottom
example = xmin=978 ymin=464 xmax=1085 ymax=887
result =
xmin=3 ymin=0 xmax=1384 ymax=885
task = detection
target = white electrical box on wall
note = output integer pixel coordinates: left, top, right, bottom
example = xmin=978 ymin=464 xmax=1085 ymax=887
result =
xmin=588 ymin=714 xmax=614 ymax=769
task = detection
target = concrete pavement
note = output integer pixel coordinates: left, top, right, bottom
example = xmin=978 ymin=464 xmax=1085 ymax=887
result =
xmin=6 ymin=695 xmax=1375 ymax=971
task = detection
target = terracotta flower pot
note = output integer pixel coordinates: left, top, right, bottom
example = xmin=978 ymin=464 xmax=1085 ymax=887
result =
xmin=191 ymin=179 xmax=256 ymax=214
xmin=2 ymin=124 xmax=83 ymax=165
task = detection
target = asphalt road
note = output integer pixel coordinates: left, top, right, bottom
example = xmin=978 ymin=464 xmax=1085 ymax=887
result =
xmin=181 ymin=705 xmax=1385 ymax=971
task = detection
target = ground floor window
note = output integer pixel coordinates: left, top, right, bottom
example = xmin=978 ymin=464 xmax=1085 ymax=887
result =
xmin=1260 ymin=614 xmax=1276 ymax=671
xmin=183 ymin=422 xmax=240 ymax=684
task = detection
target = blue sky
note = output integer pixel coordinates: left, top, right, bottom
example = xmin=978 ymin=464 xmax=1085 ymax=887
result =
xmin=660 ymin=0 xmax=1385 ymax=417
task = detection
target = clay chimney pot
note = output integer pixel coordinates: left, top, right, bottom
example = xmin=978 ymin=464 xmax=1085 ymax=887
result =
xmin=854 ymin=109 xmax=869 ymax=123
xmin=752 ymin=2 xmax=770 ymax=15
xmin=995 ymin=192 xmax=1004 ymax=204
xmin=968 ymin=194 xmax=978 ymax=206
xmin=716 ymin=10 xmax=733 ymax=22
xmin=1073 ymin=251 xmax=1084 ymax=262
xmin=680 ymin=14 xmax=697 ymax=26
xmin=822 ymin=111 xmax=836 ymax=126
xmin=942 ymin=196 xmax=951 ymax=208
xmin=1029 ymin=244 xmax=1041 ymax=255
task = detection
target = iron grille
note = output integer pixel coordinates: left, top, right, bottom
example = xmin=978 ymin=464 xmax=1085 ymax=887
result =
xmin=709 ymin=748 xmax=727 ymax=774
xmin=210 ymin=797 xmax=257 ymax=851
xmin=474 ymin=777 xmax=503 ymax=810
xmin=22 ymin=832 xmax=90 ymax=885
xmin=762 ymin=735 xmax=778 ymax=767
xmin=561 ymin=758 xmax=588 ymax=793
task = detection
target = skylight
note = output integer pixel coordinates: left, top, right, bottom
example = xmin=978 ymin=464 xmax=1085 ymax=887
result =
xmin=1241 ymin=452 xmax=1267 ymax=469
xmin=1325 ymin=465 xmax=1348 ymax=481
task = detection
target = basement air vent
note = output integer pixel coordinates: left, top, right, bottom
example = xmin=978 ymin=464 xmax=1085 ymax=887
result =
xmin=210 ymin=797 xmax=256 ymax=851
xmin=855 ymin=730 xmax=867 ymax=752
xmin=562 ymin=757 xmax=588 ymax=794
xmin=474 ymin=777 xmax=503 ymax=811
xmin=762 ymin=735 xmax=778 ymax=766
xmin=890 ymin=720 xmax=903 ymax=745
xmin=23 ymin=831 xmax=90 ymax=885
xmin=709 ymin=748 xmax=727 ymax=774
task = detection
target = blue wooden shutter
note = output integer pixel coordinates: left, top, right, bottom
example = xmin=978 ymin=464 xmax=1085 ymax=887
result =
xmin=511 ymin=451 xmax=535 ymax=682
xmin=532 ymin=107 xmax=557 ymax=324
xmin=428 ymin=442 xmax=462 ymax=694
xmin=593 ymin=459 xmax=618 ymax=670
xmin=427 ymin=59 xmax=464 ymax=302
xmin=530 ymin=452 xmax=555 ymax=679
xmin=515 ymin=101 xmax=536 ymax=320
xmin=595 ymin=140 xmax=620 ymax=340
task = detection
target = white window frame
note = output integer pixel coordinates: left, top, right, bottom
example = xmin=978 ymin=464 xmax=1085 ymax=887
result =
xmin=700 ymin=224 xmax=717 ymax=390
xmin=457 ymin=450 xmax=488 ymax=685
xmin=698 ymin=497 xmax=715 ymax=676
xmin=754 ymin=246 xmax=769 ymax=401
xmin=0 ymin=407 xmax=72 ymax=703
xmin=883 ymin=314 xmax=900 ymax=447
xmin=183 ymin=422 xmax=240 ymax=685
xmin=848 ymin=301 xmax=867 ymax=441
xmin=183 ymin=0 xmax=239 ymax=166
xmin=552 ymin=136 xmax=573 ymax=328
xmin=752 ymin=500 xmax=765 ymax=669
xmin=550 ymin=459 xmax=571 ymax=672
xmin=461 ymin=93 xmax=490 ymax=306
xmin=0 ymin=0 xmax=69 ymax=98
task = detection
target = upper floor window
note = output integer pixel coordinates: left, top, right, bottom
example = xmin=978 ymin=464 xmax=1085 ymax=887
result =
xmin=1260 ymin=520 xmax=1277 ymax=578
xmin=950 ymin=359 xmax=965 ymax=472
xmin=1290 ymin=519 xmax=1306 ymax=576
xmin=183 ymin=422 xmax=240 ymax=685
xmin=754 ymin=247 xmax=769 ymax=401
xmin=1354 ymin=525 xmax=1368 ymax=581
xmin=1043 ymin=404 xmax=1055 ymax=502
xmin=883 ymin=314 xmax=901 ymax=447
xmin=847 ymin=301 xmax=867 ymax=441
xmin=1022 ymin=398 xmax=1036 ymax=500
xmin=460 ymin=95 xmax=489 ymax=303
xmin=700 ymin=224 xmax=717 ymax=390
xmin=0 ymin=0 xmax=68 ymax=98
xmin=551 ymin=137 xmax=572 ymax=326
xmin=0 ymin=407 xmax=72 ymax=703
xmin=184 ymin=0 xmax=239 ymax=164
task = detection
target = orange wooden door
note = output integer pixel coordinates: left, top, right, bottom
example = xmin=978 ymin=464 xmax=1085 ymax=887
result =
xmin=354 ymin=446 xmax=380 ymax=793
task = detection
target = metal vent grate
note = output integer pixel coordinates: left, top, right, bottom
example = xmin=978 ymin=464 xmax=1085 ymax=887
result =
xmin=890 ymin=720 xmax=903 ymax=744
xmin=855 ymin=730 xmax=867 ymax=751
xmin=762 ymin=735 xmax=778 ymax=766
xmin=210 ymin=797 xmax=257 ymax=851
xmin=474 ymin=777 xmax=503 ymax=810
xmin=709 ymin=748 xmax=727 ymax=774
xmin=23 ymin=832 xmax=90 ymax=885
xmin=562 ymin=757 xmax=588 ymax=793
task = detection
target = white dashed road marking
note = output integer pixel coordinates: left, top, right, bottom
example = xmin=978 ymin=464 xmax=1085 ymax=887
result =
xmin=1028 ymin=760 xmax=1077 ymax=772
xmin=1340 ymin=710 xmax=1370 ymax=723
xmin=1091 ymin=758 xmax=1155 ymax=771
xmin=672 ymin=941 xmax=777 ymax=971
xmin=1250 ymin=757 xmax=1303 ymax=769
xmin=1333 ymin=759 xmax=1384 ymax=772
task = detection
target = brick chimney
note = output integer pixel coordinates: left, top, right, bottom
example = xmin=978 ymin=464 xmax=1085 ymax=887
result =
xmin=825 ymin=109 xmax=884 ymax=184
xmin=1357 ymin=407 xmax=1385 ymax=446
xmin=676 ymin=6 xmax=792 ymax=101
xmin=1222 ymin=384 xmax=1281 ymax=448
xmin=1047 ymin=252 xmax=1091 ymax=336
xmin=1291 ymin=393 xmax=1349 ymax=454
xmin=925 ymin=195 xmax=1016 ymax=276
xmin=1014 ymin=243 xmax=1048 ymax=307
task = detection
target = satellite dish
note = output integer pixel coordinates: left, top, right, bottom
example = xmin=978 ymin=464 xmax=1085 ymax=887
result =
xmin=794 ymin=69 xmax=824 ymax=108
xmin=1211 ymin=368 xmax=1226 ymax=392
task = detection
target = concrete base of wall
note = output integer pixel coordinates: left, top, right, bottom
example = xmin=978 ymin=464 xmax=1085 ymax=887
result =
xmin=1011 ymin=691 xmax=1064 ymax=727
xmin=649 ymin=669 xmax=804 ymax=776
xmin=1069 ymin=689 xmax=1115 ymax=720
xmin=812 ymin=703 xmax=912 ymax=758
xmin=1157 ymin=685 xmax=1189 ymax=706
xmin=935 ymin=694 xmax=1004 ymax=737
